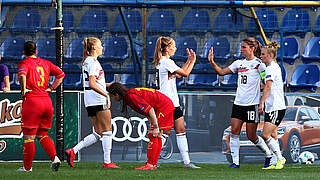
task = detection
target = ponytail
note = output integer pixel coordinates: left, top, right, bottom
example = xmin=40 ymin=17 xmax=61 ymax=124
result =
xmin=82 ymin=37 xmax=100 ymax=64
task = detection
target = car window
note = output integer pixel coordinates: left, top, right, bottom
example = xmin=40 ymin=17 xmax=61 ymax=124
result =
xmin=306 ymin=108 xmax=320 ymax=121
xmin=282 ymin=108 xmax=297 ymax=121
xmin=298 ymin=108 xmax=309 ymax=121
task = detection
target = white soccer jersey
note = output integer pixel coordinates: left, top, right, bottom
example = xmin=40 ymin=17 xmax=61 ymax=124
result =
xmin=264 ymin=61 xmax=286 ymax=112
xmin=82 ymin=56 xmax=107 ymax=107
xmin=156 ymin=56 xmax=181 ymax=107
xmin=228 ymin=57 xmax=266 ymax=106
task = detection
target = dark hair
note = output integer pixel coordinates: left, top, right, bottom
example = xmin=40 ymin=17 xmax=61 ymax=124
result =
xmin=153 ymin=36 xmax=174 ymax=67
xmin=108 ymin=82 xmax=129 ymax=114
xmin=24 ymin=41 xmax=37 ymax=56
xmin=242 ymin=37 xmax=262 ymax=58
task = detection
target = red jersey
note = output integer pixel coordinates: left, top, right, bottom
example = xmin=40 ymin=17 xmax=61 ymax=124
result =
xmin=18 ymin=57 xmax=65 ymax=97
xmin=125 ymin=87 xmax=175 ymax=117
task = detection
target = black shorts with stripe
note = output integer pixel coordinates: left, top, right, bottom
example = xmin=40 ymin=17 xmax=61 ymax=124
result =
xmin=264 ymin=109 xmax=286 ymax=126
xmin=86 ymin=104 xmax=108 ymax=117
xmin=231 ymin=104 xmax=260 ymax=123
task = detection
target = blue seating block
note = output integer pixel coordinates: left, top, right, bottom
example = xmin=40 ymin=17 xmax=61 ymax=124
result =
xmin=186 ymin=64 xmax=218 ymax=88
xmin=147 ymin=10 xmax=176 ymax=36
xmin=178 ymin=9 xmax=211 ymax=36
xmin=100 ymin=37 xmax=129 ymax=64
xmin=0 ymin=37 xmax=25 ymax=63
xmin=9 ymin=9 xmax=41 ymax=35
xmin=301 ymin=37 xmax=320 ymax=64
xmin=101 ymin=63 xmax=116 ymax=83
xmin=281 ymin=9 xmax=310 ymax=38
xmin=246 ymin=10 xmax=279 ymax=38
xmin=63 ymin=64 xmax=82 ymax=90
xmin=212 ymin=9 xmax=243 ymax=37
xmin=36 ymin=38 xmax=56 ymax=62
xmin=277 ymin=37 xmax=300 ymax=65
xmin=76 ymin=9 xmax=108 ymax=37
xmin=289 ymin=64 xmax=320 ymax=92
xmin=64 ymin=38 xmax=84 ymax=63
xmin=43 ymin=10 xmax=74 ymax=34
xmin=111 ymin=10 xmax=142 ymax=36
xmin=200 ymin=37 xmax=231 ymax=64
xmin=279 ymin=63 xmax=287 ymax=86
xmin=120 ymin=64 xmax=141 ymax=87
xmin=172 ymin=37 xmax=197 ymax=61
xmin=146 ymin=36 xmax=158 ymax=61
xmin=313 ymin=15 xmax=320 ymax=36
xmin=221 ymin=74 xmax=238 ymax=88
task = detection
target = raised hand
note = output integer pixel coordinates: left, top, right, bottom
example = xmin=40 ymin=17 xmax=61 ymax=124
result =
xmin=208 ymin=47 xmax=215 ymax=63
xmin=186 ymin=48 xmax=196 ymax=63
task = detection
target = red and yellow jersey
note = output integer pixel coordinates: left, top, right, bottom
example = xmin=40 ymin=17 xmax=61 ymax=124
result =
xmin=18 ymin=57 xmax=65 ymax=97
xmin=125 ymin=87 xmax=175 ymax=117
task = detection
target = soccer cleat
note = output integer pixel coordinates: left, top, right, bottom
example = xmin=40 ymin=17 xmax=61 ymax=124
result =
xmin=103 ymin=162 xmax=120 ymax=168
xmin=135 ymin=164 xmax=157 ymax=170
xmin=51 ymin=156 xmax=61 ymax=172
xmin=228 ymin=163 xmax=240 ymax=168
xmin=275 ymin=158 xmax=286 ymax=169
xmin=17 ymin=167 xmax=32 ymax=172
xmin=263 ymin=157 xmax=272 ymax=168
xmin=262 ymin=165 xmax=275 ymax=170
xmin=184 ymin=163 xmax=201 ymax=169
xmin=65 ymin=148 xmax=76 ymax=167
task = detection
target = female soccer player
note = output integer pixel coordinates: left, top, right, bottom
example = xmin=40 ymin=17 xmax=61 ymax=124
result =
xmin=208 ymin=37 xmax=272 ymax=168
xmin=154 ymin=36 xmax=200 ymax=168
xmin=0 ymin=56 xmax=10 ymax=93
xmin=259 ymin=42 xmax=286 ymax=170
xmin=17 ymin=41 xmax=65 ymax=172
xmin=108 ymin=82 xmax=175 ymax=170
xmin=65 ymin=37 xmax=119 ymax=168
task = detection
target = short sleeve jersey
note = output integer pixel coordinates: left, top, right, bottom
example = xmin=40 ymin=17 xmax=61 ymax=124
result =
xmin=0 ymin=64 xmax=9 ymax=89
xmin=125 ymin=87 xmax=175 ymax=117
xmin=156 ymin=56 xmax=180 ymax=107
xmin=18 ymin=57 xmax=65 ymax=97
xmin=264 ymin=61 xmax=286 ymax=112
xmin=82 ymin=56 xmax=107 ymax=107
xmin=228 ymin=57 xmax=266 ymax=106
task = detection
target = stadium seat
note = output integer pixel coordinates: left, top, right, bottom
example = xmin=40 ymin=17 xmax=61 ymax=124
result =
xmin=280 ymin=9 xmax=310 ymax=38
xmin=313 ymin=14 xmax=320 ymax=36
xmin=221 ymin=73 xmax=238 ymax=88
xmin=288 ymin=64 xmax=320 ymax=92
xmin=119 ymin=64 xmax=141 ymax=87
xmin=178 ymin=9 xmax=211 ymax=36
xmin=100 ymin=37 xmax=129 ymax=64
xmin=64 ymin=38 xmax=84 ymax=64
xmin=186 ymin=64 xmax=219 ymax=88
xmin=101 ymin=63 xmax=116 ymax=83
xmin=200 ymin=37 xmax=231 ymax=64
xmin=76 ymin=9 xmax=109 ymax=38
xmin=279 ymin=63 xmax=287 ymax=86
xmin=211 ymin=9 xmax=243 ymax=37
xmin=63 ymin=64 xmax=82 ymax=90
xmin=277 ymin=37 xmax=300 ymax=65
xmin=42 ymin=10 xmax=74 ymax=35
xmin=9 ymin=9 xmax=41 ymax=36
xmin=110 ymin=10 xmax=142 ymax=36
xmin=301 ymin=37 xmax=320 ymax=64
xmin=0 ymin=6 xmax=9 ymax=32
xmin=146 ymin=10 xmax=176 ymax=36
xmin=36 ymin=38 xmax=56 ymax=62
xmin=246 ymin=10 xmax=279 ymax=38
xmin=172 ymin=37 xmax=197 ymax=61
xmin=146 ymin=36 xmax=158 ymax=61
xmin=0 ymin=37 xmax=25 ymax=63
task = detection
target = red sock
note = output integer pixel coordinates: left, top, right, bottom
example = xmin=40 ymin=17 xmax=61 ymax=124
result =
xmin=39 ymin=136 xmax=57 ymax=161
xmin=23 ymin=140 xmax=35 ymax=170
xmin=147 ymin=133 xmax=161 ymax=165
xmin=154 ymin=136 xmax=162 ymax=165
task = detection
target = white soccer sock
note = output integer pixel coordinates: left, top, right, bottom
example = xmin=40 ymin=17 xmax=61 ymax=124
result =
xmin=102 ymin=131 xmax=112 ymax=164
xmin=266 ymin=137 xmax=283 ymax=160
xmin=230 ymin=134 xmax=240 ymax=165
xmin=73 ymin=132 xmax=100 ymax=154
xmin=254 ymin=136 xmax=272 ymax=157
xmin=176 ymin=133 xmax=190 ymax=165
xmin=161 ymin=134 xmax=168 ymax=148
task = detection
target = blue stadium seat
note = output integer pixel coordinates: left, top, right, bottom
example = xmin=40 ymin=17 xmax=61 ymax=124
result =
xmin=36 ymin=38 xmax=56 ymax=62
xmin=76 ymin=9 xmax=109 ymax=38
xmin=147 ymin=10 xmax=176 ymax=36
xmin=279 ymin=63 xmax=287 ymax=86
xmin=42 ymin=10 xmax=74 ymax=35
xmin=186 ymin=64 xmax=219 ymax=88
xmin=146 ymin=36 xmax=158 ymax=61
xmin=288 ymin=64 xmax=320 ymax=92
xmin=246 ymin=10 xmax=279 ymax=38
xmin=9 ymin=9 xmax=41 ymax=36
xmin=200 ymin=37 xmax=231 ymax=64
xmin=64 ymin=38 xmax=84 ymax=64
xmin=110 ymin=10 xmax=142 ymax=36
xmin=0 ymin=37 xmax=25 ymax=63
xmin=0 ymin=6 xmax=9 ymax=32
xmin=100 ymin=37 xmax=129 ymax=64
xmin=119 ymin=64 xmax=141 ymax=87
xmin=211 ymin=9 xmax=243 ymax=37
xmin=301 ymin=37 xmax=320 ymax=64
xmin=221 ymin=73 xmax=238 ymax=88
xmin=313 ymin=14 xmax=320 ymax=36
xmin=101 ymin=63 xmax=116 ymax=83
xmin=277 ymin=37 xmax=300 ymax=65
xmin=281 ymin=9 xmax=310 ymax=38
xmin=178 ymin=9 xmax=211 ymax=36
xmin=172 ymin=37 xmax=197 ymax=61
xmin=63 ymin=64 xmax=82 ymax=90
xmin=233 ymin=43 xmax=243 ymax=60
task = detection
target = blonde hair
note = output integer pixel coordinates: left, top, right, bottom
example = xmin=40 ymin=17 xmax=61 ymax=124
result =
xmin=82 ymin=37 xmax=100 ymax=64
xmin=153 ymin=36 xmax=174 ymax=67
xmin=263 ymin=41 xmax=279 ymax=60
xmin=242 ymin=37 xmax=262 ymax=58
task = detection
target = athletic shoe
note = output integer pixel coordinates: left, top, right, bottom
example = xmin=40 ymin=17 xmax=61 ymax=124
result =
xmin=262 ymin=165 xmax=275 ymax=170
xmin=17 ymin=167 xmax=32 ymax=172
xmin=135 ymin=164 xmax=157 ymax=170
xmin=275 ymin=158 xmax=286 ymax=169
xmin=263 ymin=157 xmax=272 ymax=168
xmin=228 ymin=163 xmax=240 ymax=168
xmin=103 ymin=162 xmax=120 ymax=168
xmin=184 ymin=163 xmax=201 ymax=169
xmin=51 ymin=156 xmax=61 ymax=172
xmin=65 ymin=148 xmax=75 ymax=167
